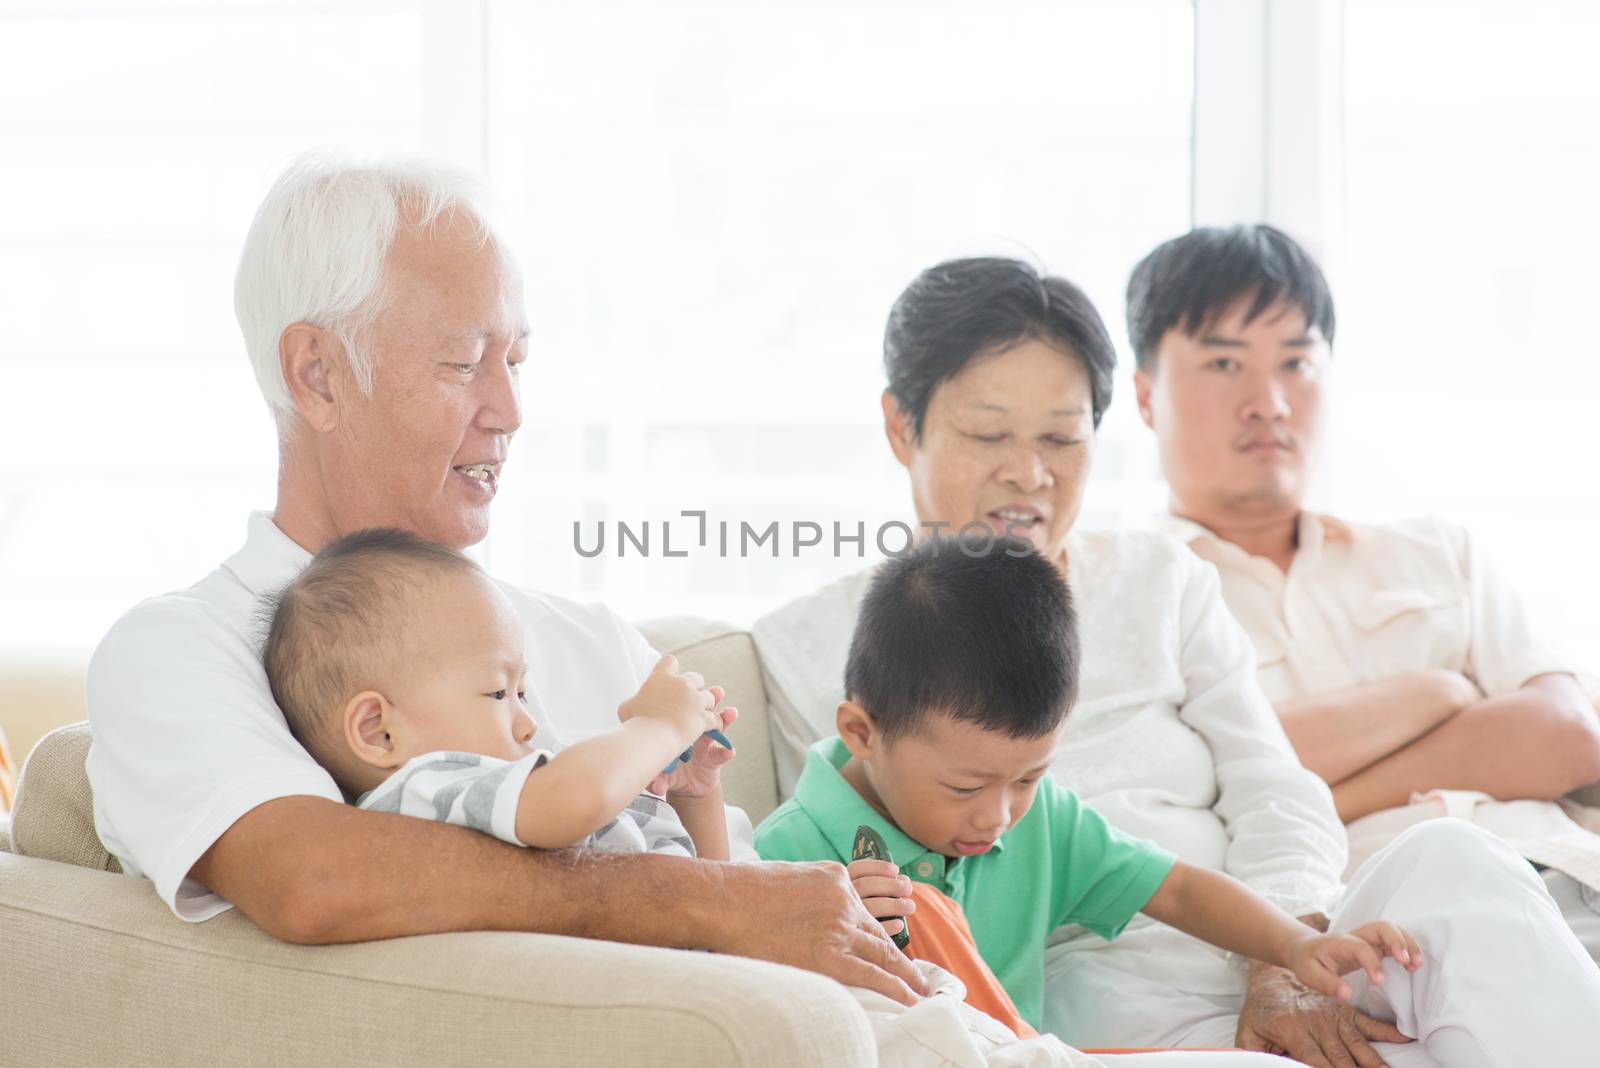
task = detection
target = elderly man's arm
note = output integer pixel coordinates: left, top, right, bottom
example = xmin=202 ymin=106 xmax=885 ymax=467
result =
xmin=1330 ymin=673 xmax=1600 ymax=822
xmin=1274 ymin=669 xmax=1480 ymax=784
xmin=191 ymin=795 xmax=927 ymax=1002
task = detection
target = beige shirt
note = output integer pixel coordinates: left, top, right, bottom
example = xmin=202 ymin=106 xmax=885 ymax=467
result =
xmin=1155 ymin=511 xmax=1600 ymax=890
xmin=1153 ymin=512 xmax=1579 ymax=703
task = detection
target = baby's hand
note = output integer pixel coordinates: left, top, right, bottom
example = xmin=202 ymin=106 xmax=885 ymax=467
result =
xmin=1287 ymin=921 xmax=1421 ymax=1002
xmin=620 ymin=654 xmax=723 ymax=746
xmin=847 ymin=857 xmax=916 ymax=940
xmin=655 ymin=704 xmax=738 ymax=799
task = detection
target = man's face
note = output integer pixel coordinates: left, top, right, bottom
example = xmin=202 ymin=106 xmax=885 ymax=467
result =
xmin=325 ymin=214 xmax=529 ymax=549
xmin=1135 ymin=299 xmax=1329 ymax=519
xmin=859 ymin=712 xmax=1061 ymax=859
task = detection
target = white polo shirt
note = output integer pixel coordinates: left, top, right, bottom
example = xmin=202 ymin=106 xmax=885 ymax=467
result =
xmin=86 ymin=511 xmax=740 ymax=921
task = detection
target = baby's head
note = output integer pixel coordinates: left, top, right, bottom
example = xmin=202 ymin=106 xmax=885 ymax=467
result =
xmin=839 ymin=534 xmax=1077 ymax=858
xmin=262 ymin=528 xmax=536 ymax=798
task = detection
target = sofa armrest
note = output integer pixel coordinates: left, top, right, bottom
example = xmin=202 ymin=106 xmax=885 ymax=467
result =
xmin=0 ymin=815 xmax=10 ymax=854
xmin=0 ymin=852 xmax=873 ymax=1066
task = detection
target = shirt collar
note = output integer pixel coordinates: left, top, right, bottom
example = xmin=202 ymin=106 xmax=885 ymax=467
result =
xmin=1153 ymin=510 xmax=1352 ymax=568
xmin=791 ymin=737 xmax=1002 ymax=880
xmin=221 ymin=511 xmax=314 ymax=597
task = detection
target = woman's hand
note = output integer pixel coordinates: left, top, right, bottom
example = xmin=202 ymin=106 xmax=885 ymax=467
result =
xmin=1286 ymin=921 xmax=1422 ymax=1002
xmin=847 ymin=857 xmax=916 ymax=939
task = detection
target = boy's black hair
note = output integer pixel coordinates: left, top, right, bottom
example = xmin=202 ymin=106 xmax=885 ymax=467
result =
xmin=1125 ymin=224 xmax=1336 ymax=371
xmin=883 ymin=256 xmax=1117 ymax=436
xmin=844 ymin=535 xmax=1078 ymax=741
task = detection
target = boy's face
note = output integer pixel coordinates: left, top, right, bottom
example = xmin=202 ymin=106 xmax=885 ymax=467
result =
xmin=354 ymin=569 xmax=538 ymax=769
xmin=840 ymin=704 xmax=1062 ymax=858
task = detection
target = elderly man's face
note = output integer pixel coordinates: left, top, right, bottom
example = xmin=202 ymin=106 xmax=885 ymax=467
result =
xmin=326 ymin=215 xmax=528 ymax=549
xmin=1135 ymin=299 xmax=1328 ymax=518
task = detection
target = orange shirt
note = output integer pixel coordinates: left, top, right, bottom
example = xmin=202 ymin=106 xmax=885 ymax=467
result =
xmin=903 ymin=881 xmax=1035 ymax=1039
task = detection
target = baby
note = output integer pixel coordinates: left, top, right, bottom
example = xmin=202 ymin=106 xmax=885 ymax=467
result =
xmin=261 ymin=528 xmax=736 ymax=860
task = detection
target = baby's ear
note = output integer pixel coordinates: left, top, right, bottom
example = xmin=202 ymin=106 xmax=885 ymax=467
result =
xmin=345 ymin=690 xmax=402 ymax=768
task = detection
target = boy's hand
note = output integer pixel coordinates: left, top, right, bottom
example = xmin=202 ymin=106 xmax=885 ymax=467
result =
xmin=620 ymin=654 xmax=723 ymax=746
xmin=847 ymin=858 xmax=916 ymax=939
xmin=1286 ymin=921 xmax=1421 ymax=1002
xmin=657 ymin=704 xmax=738 ymax=798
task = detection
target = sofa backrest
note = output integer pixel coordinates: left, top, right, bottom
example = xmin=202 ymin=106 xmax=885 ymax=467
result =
xmin=8 ymin=616 xmax=779 ymax=872
xmin=11 ymin=722 xmax=118 ymax=872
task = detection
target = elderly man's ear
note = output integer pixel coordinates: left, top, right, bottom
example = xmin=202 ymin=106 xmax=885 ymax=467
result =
xmin=279 ymin=322 xmax=344 ymax=433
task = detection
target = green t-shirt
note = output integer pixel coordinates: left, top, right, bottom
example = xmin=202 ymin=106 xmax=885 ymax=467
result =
xmin=754 ymin=737 xmax=1177 ymax=1029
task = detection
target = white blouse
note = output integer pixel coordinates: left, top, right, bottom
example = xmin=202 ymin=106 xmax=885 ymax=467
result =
xmin=753 ymin=527 xmax=1348 ymax=920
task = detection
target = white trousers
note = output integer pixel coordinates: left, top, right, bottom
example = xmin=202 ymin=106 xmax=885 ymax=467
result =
xmin=1545 ymin=869 xmax=1600 ymax=964
xmin=854 ymin=963 xmax=1287 ymax=1067
xmin=1042 ymin=820 xmax=1600 ymax=1068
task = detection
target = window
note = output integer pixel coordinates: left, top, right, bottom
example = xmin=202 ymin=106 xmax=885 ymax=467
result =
xmin=1336 ymin=0 xmax=1600 ymax=659
xmin=3 ymin=0 xmax=1594 ymax=666
xmin=483 ymin=0 xmax=1193 ymax=623
xmin=0 ymin=0 xmax=427 ymax=651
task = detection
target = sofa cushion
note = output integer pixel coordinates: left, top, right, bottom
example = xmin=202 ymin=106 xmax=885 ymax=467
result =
xmin=0 ymin=850 xmax=875 ymax=1066
xmin=11 ymin=722 xmax=118 ymax=873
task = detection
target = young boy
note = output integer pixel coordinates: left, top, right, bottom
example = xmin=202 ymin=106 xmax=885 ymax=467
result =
xmin=754 ymin=536 xmax=1419 ymax=1036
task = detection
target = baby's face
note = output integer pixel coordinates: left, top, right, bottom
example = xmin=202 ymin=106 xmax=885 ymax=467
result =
xmin=384 ymin=570 xmax=538 ymax=764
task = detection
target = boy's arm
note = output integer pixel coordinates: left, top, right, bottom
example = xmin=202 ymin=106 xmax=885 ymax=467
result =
xmin=1143 ymin=861 xmax=1316 ymax=966
xmin=516 ymin=719 xmax=689 ymax=848
xmin=1143 ymin=861 xmax=1416 ymax=1001
xmin=669 ymin=786 xmax=730 ymax=861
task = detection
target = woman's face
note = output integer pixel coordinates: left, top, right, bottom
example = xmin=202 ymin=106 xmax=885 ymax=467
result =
xmin=884 ymin=337 xmax=1095 ymax=564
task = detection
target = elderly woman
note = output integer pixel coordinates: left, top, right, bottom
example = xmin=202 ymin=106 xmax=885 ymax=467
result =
xmin=752 ymin=257 xmax=1600 ymax=1066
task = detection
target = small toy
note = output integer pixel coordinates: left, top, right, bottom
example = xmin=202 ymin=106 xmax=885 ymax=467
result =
xmin=853 ymin=824 xmax=912 ymax=949
xmin=659 ymin=728 xmax=735 ymax=777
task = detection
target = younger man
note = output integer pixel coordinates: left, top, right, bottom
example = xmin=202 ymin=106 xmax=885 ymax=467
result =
xmin=755 ymin=536 xmax=1418 ymax=1035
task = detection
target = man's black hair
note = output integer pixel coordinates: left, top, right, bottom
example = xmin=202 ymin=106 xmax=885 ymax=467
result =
xmin=883 ymin=256 xmax=1117 ymax=437
xmin=844 ymin=535 xmax=1078 ymax=740
xmin=1125 ymin=224 xmax=1335 ymax=371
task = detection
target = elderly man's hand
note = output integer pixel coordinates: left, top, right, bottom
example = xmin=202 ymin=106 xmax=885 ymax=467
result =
xmin=1237 ymin=963 xmax=1411 ymax=1068
xmin=712 ymin=859 xmax=930 ymax=1005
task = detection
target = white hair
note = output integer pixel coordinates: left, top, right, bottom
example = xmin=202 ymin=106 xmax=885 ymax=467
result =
xmin=233 ymin=148 xmax=503 ymax=428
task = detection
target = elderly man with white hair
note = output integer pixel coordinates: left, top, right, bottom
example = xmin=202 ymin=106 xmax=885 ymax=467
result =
xmin=82 ymin=151 xmax=932 ymax=1006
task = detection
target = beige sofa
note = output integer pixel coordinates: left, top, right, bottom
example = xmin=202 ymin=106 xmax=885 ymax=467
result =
xmin=0 ymin=618 xmax=879 ymax=1066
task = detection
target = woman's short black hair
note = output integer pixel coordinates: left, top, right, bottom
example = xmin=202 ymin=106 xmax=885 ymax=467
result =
xmin=883 ymin=256 xmax=1117 ymax=438
xmin=844 ymin=534 xmax=1078 ymax=741
xmin=1125 ymin=224 xmax=1336 ymax=371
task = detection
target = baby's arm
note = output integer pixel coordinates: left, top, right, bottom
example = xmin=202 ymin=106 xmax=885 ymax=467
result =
xmin=514 ymin=719 xmax=691 ymax=848
xmin=517 ymin=655 xmax=721 ymax=848
xmin=1142 ymin=861 xmax=1422 ymax=1002
xmin=668 ymin=786 xmax=729 ymax=861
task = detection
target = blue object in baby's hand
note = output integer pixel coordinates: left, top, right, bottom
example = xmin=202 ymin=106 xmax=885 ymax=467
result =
xmin=659 ymin=728 xmax=734 ymax=777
